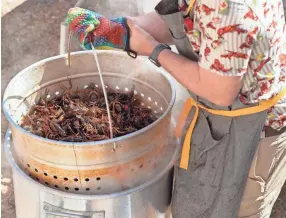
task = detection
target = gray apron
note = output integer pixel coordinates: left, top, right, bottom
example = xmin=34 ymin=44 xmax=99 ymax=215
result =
xmin=155 ymin=1 xmax=268 ymax=217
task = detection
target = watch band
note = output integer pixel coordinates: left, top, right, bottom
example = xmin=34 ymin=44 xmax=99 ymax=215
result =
xmin=149 ymin=44 xmax=171 ymax=67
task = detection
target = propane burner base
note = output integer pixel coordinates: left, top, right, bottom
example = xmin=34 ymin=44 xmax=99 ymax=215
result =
xmin=5 ymin=129 xmax=177 ymax=218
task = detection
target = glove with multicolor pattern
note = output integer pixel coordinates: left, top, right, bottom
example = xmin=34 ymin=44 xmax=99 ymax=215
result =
xmin=65 ymin=7 xmax=136 ymax=57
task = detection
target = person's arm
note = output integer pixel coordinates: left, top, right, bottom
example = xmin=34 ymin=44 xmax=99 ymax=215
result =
xmin=128 ymin=19 xmax=243 ymax=106
xmin=128 ymin=12 xmax=173 ymax=45
xmin=127 ymin=4 xmax=258 ymax=107
xmin=157 ymin=50 xmax=243 ymax=106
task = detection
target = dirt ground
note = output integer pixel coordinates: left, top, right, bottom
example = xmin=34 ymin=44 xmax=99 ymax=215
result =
xmin=1 ymin=0 xmax=286 ymax=218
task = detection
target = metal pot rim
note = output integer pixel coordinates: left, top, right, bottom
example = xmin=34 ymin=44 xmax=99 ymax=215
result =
xmin=5 ymin=128 xmax=180 ymax=199
xmin=3 ymin=50 xmax=176 ymax=147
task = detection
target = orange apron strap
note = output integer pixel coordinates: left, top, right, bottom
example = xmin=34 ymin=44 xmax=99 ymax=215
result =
xmin=175 ymin=98 xmax=195 ymax=138
xmin=186 ymin=0 xmax=196 ymax=14
xmin=176 ymin=87 xmax=286 ymax=170
xmin=179 ymin=103 xmax=199 ymax=169
xmin=199 ymin=87 xmax=286 ymax=117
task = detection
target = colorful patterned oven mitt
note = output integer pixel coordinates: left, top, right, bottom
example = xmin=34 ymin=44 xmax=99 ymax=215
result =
xmin=65 ymin=7 xmax=137 ymax=58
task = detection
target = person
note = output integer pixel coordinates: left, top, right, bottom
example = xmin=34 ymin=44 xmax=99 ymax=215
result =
xmin=66 ymin=0 xmax=286 ymax=217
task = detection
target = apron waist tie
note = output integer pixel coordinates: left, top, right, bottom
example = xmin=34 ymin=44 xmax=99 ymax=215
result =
xmin=175 ymin=87 xmax=286 ymax=170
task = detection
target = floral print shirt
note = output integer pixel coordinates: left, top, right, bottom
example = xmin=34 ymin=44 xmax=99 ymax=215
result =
xmin=179 ymin=0 xmax=286 ymax=130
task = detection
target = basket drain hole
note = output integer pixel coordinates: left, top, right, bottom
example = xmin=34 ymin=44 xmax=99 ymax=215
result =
xmin=85 ymin=178 xmax=89 ymax=182
xmin=54 ymin=176 xmax=58 ymax=179
xmin=64 ymin=177 xmax=68 ymax=181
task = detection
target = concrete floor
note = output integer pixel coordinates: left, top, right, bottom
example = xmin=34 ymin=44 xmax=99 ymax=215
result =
xmin=1 ymin=0 xmax=286 ymax=218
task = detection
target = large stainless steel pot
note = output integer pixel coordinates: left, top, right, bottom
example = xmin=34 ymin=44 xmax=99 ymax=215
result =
xmin=3 ymin=50 xmax=179 ymax=218
xmin=2 ymin=50 xmax=176 ymax=194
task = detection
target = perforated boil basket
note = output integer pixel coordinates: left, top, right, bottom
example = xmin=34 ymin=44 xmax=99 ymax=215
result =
xmin=3 ymin=50 xmax=178 ymax=218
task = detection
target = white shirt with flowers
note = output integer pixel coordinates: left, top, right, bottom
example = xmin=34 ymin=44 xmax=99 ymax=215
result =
xmin=179 ymin=0 xmax=286 ymax=130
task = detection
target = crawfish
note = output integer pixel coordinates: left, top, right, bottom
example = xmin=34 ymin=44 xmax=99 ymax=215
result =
xmin=210 ymin=59 xmax=233 ymax=73
xmin=217 ymin=24 xmax=247 ymax=37
xmin=206 ymin=22 xmax=216 ymax=30
xmin=240 ymin=43 xmax=251 ymax=49
xmin=254 ymin=57 xmax=271 ymax=75
xmin=246 ymin=27 xmax=259 ymax=45
xmin=201 ymin=4 xmax=215 ymax=15
xmin=264 ymin=8 xmax=270 ymax=17
xmin=221 ymin=50 xmax=249 ymax=59
xmin=244 ymin=9 xmax=258 ymax=21
xmin=204 ymin=46 xmax=211 ymax=61
xmin=211 ymin=38 xmax=224 ymax=49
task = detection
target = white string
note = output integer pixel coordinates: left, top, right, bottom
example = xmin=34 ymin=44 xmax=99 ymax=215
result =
xmin=90 ymin=43 xmax=116 ymax=150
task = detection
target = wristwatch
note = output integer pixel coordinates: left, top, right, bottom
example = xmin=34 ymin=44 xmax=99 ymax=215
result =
xmin=149 ymin=44 xmax=171 ymax=67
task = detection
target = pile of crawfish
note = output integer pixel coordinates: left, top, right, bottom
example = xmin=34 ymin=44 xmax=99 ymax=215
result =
xmin=21 ymin=83 xmax=157 ymax=142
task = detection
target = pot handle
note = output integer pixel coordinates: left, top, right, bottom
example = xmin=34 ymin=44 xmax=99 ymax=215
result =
xmin=43 ymin=202 xmax=105 ymax=218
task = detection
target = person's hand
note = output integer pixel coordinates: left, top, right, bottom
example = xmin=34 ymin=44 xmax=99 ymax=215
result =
xmin=65 ymin=7 xmax=131 ymax=52
xmin=126 ymin=18 xmax=160 ymax=56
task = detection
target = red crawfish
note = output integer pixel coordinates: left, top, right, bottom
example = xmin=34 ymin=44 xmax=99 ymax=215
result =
xmin=199 ymin=21 xmax=213 ymax=40
xmin=211 ymin=37 xmax=224 ymax=49
xmin=237 ymin=68 xmax=247 ymax=74
xmin=243 ymin=9 xmax=258 ymax=21
xmin=206 ymin=21 xmax=216 ymax=30
xmin=240 ymin=43 xmax=251 ymax=49
xmin=259 ymin=81 xmax=271 ymax=95
xmin=247 ymin=26 xmax=259 ymax=45
xmin=201 ymin=4 xmax=215 ymax=15
xmin=184 ymin=17 xmax=194 ymax=33
xmin=217 ymin=24 xmax=248 ymax=37
xmin=254 ymin=57 xmax=271 ymax=75
xmin=210 ymin=59 xmax=233 ymax=72
xmin=221 ymin=50 xmax=249 ymax=59
xmin=239 ymin=27 xmax=259 ymax=49
xmin=270 ymin=20 xmax=277 ymax=28
xmin=263 ymin=2 xmax=267 ymax=7
xmin=268 ymin=114 xmax=286 ymax=128
xmin=204 ymin=46 xmax=211 ymax=61
xmin=264 ymin=8 xmax=270 ymax=17
xmin=212 ymin=17 xmax=221 ymax=24
xmin=191 ymin=41 xmax=200 ymax=51
xmin=195 ymin=5 xmax=201 ymax=13
xmin=270 ymin=37 xmax=281 ymax=47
